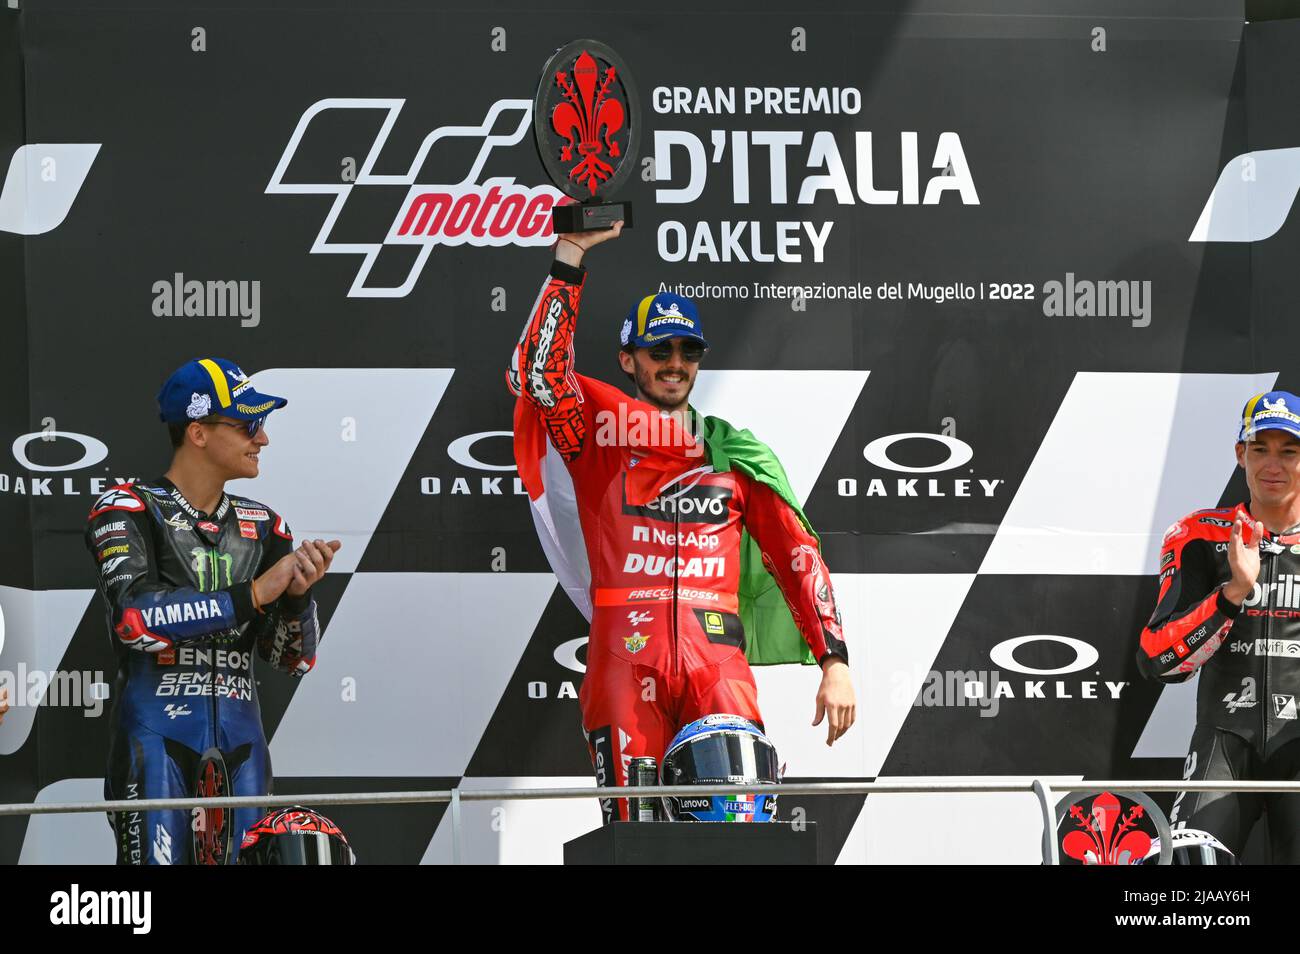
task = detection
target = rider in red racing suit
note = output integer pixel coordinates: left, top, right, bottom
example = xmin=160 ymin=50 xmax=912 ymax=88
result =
xmin=508 ymin=224 xmax=854 ymax=822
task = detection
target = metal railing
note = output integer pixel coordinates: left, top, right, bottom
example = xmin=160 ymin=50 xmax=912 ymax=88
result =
xmin=7 ymin=778 xmax=1300 ymax=863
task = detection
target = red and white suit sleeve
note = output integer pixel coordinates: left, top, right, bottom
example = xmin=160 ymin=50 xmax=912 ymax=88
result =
xmin=507 ymin=259 xmax=590 ymax=460
xmin=1137 ymin=516 xmax=1238 ymax=683
xmin=740 ymin=474 xmax=849 ymax=665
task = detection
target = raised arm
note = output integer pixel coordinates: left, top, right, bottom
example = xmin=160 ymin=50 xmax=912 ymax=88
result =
xmin=1136 ymin=513 xmax=1255 ymax=683
xmin=506 ymin=223 xmax=624 ymax=461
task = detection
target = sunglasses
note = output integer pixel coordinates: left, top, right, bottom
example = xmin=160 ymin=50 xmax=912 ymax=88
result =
xmin=646 ymin=340 xmax=707 ymax=363
xmin=202 ymin=416 xmax=266 ymax=438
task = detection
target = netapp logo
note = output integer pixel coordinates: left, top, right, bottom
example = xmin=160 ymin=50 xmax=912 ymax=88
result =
xmin=838 ymin=432 xmax=1003 ymax=498
xmin=630 ymin=526 xmax=720 ymax=550
xmin=622 ymin=480 xmax=732 ymax=524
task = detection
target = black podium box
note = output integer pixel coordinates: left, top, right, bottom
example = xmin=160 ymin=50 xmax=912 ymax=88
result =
xmin=563 ymin=822 xmax=819 ymax=865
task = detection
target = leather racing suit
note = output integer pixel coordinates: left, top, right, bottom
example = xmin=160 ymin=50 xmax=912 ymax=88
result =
xmin=508 ymin=259 xmax=848 ymax=823
xmin=1137 ymin=503 xmax=1300 ymax=861
xmin=85 ymin=478 xmax=321 ymax=864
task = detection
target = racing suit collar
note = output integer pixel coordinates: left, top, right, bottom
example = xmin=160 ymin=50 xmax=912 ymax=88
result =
xmin=156 ymin=475 xmax=231 ymax=522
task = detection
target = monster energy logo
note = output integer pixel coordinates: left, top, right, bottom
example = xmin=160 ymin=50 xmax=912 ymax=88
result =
xmin=191 ymin=547 xmax=234 ymax=592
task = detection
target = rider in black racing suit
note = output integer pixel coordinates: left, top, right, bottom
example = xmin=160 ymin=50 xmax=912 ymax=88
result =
xmin=1138 ymin=390 xmax=1300 ymax=862
xmin=87 ymin=356 xmax=338 ymax=864
xmin=88 ymin=479 xmax=320 ymax=864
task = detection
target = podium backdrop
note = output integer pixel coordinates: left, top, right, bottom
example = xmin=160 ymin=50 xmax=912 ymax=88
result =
xmin=3 ymin=0 xmax=1298 ymax=863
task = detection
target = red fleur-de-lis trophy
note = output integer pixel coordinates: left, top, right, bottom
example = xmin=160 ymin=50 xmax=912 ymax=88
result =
xmin=534 ymin=40 xmax=640 ymax=234
xmin=1052 ymin=789 xmax=1172 ymax=865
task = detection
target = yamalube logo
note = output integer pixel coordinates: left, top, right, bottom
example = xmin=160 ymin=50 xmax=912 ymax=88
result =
xmin=268 ymin=98 xmax=562 ymax=298
xmin=837 ymin=431 xmax=1005 ymax=498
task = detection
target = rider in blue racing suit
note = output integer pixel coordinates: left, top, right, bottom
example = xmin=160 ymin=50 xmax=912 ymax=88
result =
xmin=85 ymin=357 xmax=340 ymax=864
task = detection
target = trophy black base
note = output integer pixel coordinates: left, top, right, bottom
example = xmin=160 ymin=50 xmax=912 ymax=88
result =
xmin=552 ymin=200 xmax=633 ymax=234
xmin=562 ymin=822 xmax=819 ymax=865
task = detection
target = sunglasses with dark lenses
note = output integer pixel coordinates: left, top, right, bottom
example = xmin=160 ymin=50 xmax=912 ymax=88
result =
xmin=203 ymin=416 xmax=266 ymax=438
xmin=646 ymin=341 xmax=707 ymax=363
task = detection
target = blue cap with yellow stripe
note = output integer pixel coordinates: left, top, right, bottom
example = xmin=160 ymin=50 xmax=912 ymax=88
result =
xmin=157 ymin=357 xmax=287 ymax=424
xmin=619 ymin=292 xmax=708 ymax=349
xmin=1238 ymin=390 xmax=1300 ymax=442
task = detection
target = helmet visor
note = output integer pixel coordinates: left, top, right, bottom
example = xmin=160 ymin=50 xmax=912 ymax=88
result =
xmin=664 ymin=730 xmax=779 ymax=785
xmin=242 ymin=831 xmax=355 ymax=865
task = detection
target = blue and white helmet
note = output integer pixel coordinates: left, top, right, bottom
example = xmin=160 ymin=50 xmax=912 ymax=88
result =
xmin=660 ymin=714 xmax=780 ymax=822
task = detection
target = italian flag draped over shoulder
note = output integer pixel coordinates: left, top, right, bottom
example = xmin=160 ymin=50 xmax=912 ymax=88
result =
xmin=514 ymin=374 xmax=817 ymax=666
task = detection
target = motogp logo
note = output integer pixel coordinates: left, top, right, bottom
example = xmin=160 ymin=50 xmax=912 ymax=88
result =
xmin=267 ymin=98 xmax=564 ymax=298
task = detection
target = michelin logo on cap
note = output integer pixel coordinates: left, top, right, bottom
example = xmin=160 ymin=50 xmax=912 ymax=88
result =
xmin=1239 ymin=391 xmax=1300 ymax=442
xmin=621 ymin=292 xmax=708 ymax=348
xmin=187 ymin=393 xmax=212 ymax=420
